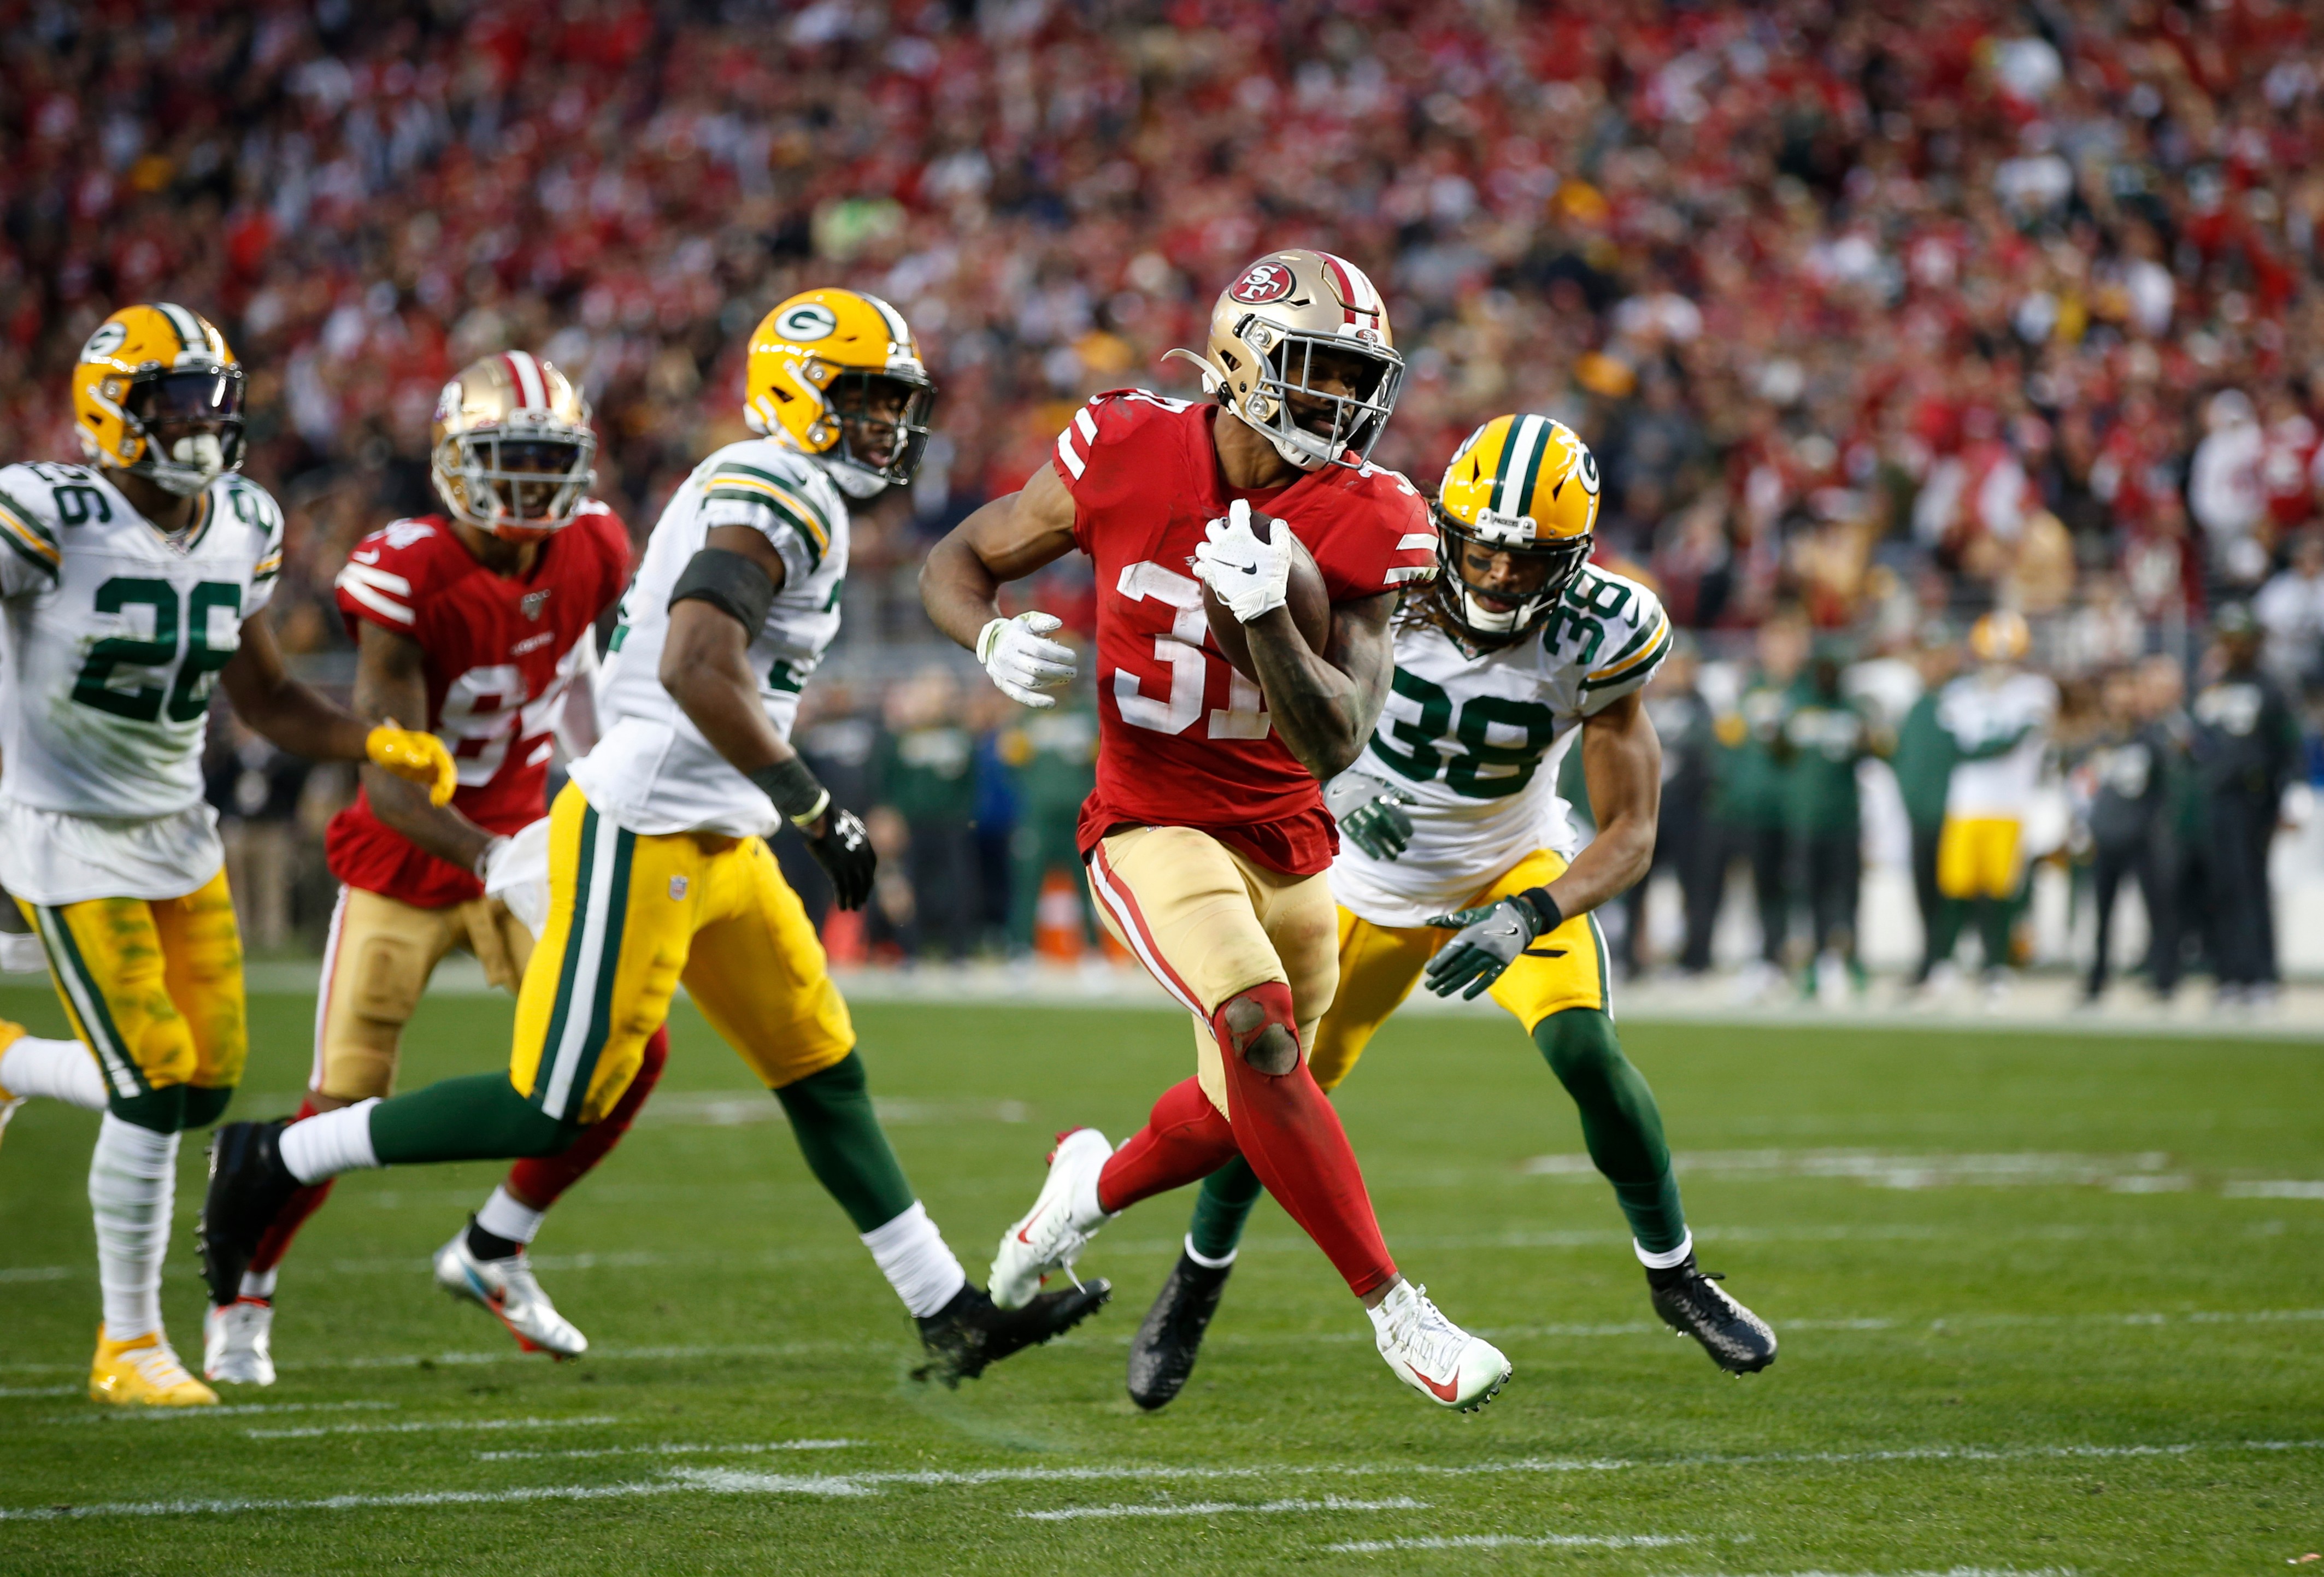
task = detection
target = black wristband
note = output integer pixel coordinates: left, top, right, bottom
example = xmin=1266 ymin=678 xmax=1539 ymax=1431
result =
xmin=1513 ymin=885 xmax=1564 ymax=936
xmin=669 ymin=547 xmax=776 ymax=633
xmin=746 ymin=756 xmax=828 ymax=825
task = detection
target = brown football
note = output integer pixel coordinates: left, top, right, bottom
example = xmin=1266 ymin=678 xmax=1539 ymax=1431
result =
xmin=1203 ymin=515 xmax=1332 ymax=681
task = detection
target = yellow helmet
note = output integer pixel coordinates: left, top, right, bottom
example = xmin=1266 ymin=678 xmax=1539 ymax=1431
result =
xmin=1163 ymin=249 xmax=1403 ymax=472
xmin=72 ymin=303 xmax=246 ymax=497
xmin=744 ymin=289 xmax=935 ymax=499
xmin=1969 ymin=609 xmax=2031 ymax=664
xmin=1432 ymin=413 xmax=1602 ymax=640
xmin=430 ymin=351 xmax=598 ymax=542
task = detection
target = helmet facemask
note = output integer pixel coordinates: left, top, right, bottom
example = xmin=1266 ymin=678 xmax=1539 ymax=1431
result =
xmin=1220 ymin=321 xmax=1403 ymax=472
xmin=815 ymin=366 xmax=937 ymax=498
xmin=117 ymin=367 xmax=248 ymax=497
xmin=1433 ymin=501 xmax=1591 ymax=643
xmin=432 ymin=416 xmax=598 ymax=542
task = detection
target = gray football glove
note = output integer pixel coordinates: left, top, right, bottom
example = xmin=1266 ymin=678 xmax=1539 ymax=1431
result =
xmin=1422 ymin=889 xmax=1563 ymax=1000
xmin=1323 ymin=770 xmax=1416 ymax=862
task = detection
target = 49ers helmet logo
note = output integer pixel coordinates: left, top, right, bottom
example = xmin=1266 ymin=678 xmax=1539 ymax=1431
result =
xmin=1228 ymin=262 xmax=1296 ymax=305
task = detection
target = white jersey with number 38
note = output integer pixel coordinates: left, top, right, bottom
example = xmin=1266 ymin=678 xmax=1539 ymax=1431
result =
xmin=1331 ymin=564 xmax=1671 ymax=927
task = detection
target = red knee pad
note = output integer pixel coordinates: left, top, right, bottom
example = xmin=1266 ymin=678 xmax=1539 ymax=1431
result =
xmin=1210 ymin=981 xmax=1299 ymax=1074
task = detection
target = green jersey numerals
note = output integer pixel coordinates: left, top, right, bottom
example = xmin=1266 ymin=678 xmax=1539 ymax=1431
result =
xmin=72 ymin=577 xmax=241 ymax=723
xmin=1368 ymin=669 xmax=1559 ymax=799
xmin=1539 ymin=573 xmax=1633 ymax=669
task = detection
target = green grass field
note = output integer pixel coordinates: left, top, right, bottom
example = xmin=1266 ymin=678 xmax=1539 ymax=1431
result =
xmin=1 ymin=982 xmax=2319 ymax=1575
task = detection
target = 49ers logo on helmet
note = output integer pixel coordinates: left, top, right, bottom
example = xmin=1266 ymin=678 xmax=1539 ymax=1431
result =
xmin=1228 ymin=261 xmax=1296 ymax=305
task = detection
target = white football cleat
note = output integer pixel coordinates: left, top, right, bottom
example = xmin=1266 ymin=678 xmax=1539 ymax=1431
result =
xmin=432 ymin=1229 xmax=588 ymax=1358
xmin=1370 ymin=1281 xmax=1510 ymax=1412
xmin=989 ymin=1127 xmax=1113 ymax=1310
xmin=203 ymin=1298 xmax=276 ymax=1386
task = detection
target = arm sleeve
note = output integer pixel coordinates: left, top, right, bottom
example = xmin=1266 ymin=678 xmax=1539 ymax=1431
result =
xmin=1577 ymin=585 xmax=1673 ymax=715
xmin=0 ymin=469 xmax=62 ymax=597
xmin=695 ymin=461 xmax=831 ymax=589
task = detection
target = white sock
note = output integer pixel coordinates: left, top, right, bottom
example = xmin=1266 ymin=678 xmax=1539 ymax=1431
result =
xmin=474 ymin=1184 xmax=545 ymax=1246
xmin=1635 ymin=1231 xmax=1694 ymax=1270
xmin=1183 ymin=1234 xmax=1237 ymax=1270
xmin=0 ymin=1035 xmax=109 ymax=1110
xmin=88 ymin=1114 xmax=178 ymax=1343
xmin=278 ymin=1099 xmax=382 ymax=1184
xmin=1068 ymin=1158 xmax=1112 ymax=1233
xmin=859 ymin=1201 xmax=968 ymax=1318
xmin=238 ymin=1268 xmax=278 ymax=1301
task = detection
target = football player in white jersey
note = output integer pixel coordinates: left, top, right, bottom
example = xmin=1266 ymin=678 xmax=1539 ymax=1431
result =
xmin=0 ymin=303 xmax=454 ymax=1405
xmin=203 ymin=290 xmax=1109 ymax=1385
xmin=1123 ymin=414 xmax=1778 ymax=1409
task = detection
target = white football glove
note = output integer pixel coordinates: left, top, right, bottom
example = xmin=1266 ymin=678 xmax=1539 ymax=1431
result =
xmin=1192 ymin=497 xmax=1290 ymax=623
xmin=479 ymin=817 xmax=553 ymax=940
xmin=976 ymin=611 xmax=1078 ymax=709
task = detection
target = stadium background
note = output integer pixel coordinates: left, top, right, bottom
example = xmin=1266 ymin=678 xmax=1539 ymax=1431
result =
xmin=6 ymin=0 xmax=2324 ymax=979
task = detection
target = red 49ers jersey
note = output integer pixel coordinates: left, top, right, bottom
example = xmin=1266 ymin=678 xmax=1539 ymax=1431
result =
xmin=1053 ymin=390 xmax=1435 ymax=875
xmin=325 ymin=505 xmax=631 ymax=908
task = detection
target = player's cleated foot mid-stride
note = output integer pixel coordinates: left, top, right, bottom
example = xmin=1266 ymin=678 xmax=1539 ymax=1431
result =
xmin=989 ymin=1127 xmax=1115 ymax=1309
xmin=91 ymin=1327 xmax=217 ymax=1407
xmin=1648 ymin=1252 xmax=1776 ymax=1374
xmin=913 ymin=1279 xmax=1113 ymax=1388
xmin=1370 ymin=1281 xmax=1510 ymax=1411
xmin=433 ymin=1225 xmax=589 ymax=1359
xmin=203 ymin=1298 xmax=276 ymax=1386
xmin=198 ymin=1120 xmax=301 ymax=1306
xmin=1126 ymin=1246 xmax=1234 ymax=1411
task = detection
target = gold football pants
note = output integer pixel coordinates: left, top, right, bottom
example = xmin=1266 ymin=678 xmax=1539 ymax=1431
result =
xmin=19 ymin=868 xmax=246 ymax=1104
xmin=311 ymin=885 xmax=535 ymax=1102
xmin=1310 ymin=848 xmax=1610 ymax=1093
xmin=508 ymin=783 xmax=855 ymax=1125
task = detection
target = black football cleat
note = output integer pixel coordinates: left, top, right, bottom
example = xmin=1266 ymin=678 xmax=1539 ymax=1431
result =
xmin=1126 ymin=1249 xmax=1233 ymax=1411
xmin=1648 ymin=1252 xmax=1777 ymax=1374
xmin=198 ymin=1120 xmax=299 ymax=1308
xmin=912 ymin=1279 xmax=1111 ymax=1388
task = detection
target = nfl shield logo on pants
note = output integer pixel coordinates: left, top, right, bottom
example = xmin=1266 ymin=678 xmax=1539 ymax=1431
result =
xmin=668 ymin=876 xmax=689 ymax=900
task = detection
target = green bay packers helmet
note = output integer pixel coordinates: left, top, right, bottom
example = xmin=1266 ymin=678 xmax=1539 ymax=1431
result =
xmin=1433 ymin=413 xmax=1602 ymax=641
xmin=1163 ymin=249 xmax=1404 ymax=472
xmin=744 ymin=289 xmax=936 ymax=499
xmin=72 ymin=303 xmax=246 ymax=497
xmin=430 ymin=350 xmax=598 ymax=542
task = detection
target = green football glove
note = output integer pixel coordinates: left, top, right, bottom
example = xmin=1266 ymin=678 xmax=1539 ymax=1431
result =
xmin=1323 ymin=770 xmax=1417 ymax=862
xmin=1422 ymin=888 xmax=1564 ymax=1000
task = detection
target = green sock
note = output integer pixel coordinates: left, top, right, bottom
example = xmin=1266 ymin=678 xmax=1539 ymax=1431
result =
xmin=1978 ymin=898 xmax=2014 ymax=971
xmin=1187 ymin=1156 xmax=1264 ymax=1262
xmin=772 ymin=1052 xmax=916 ymax=1233
xmin=1929 ymin=897 xmax=1967 ymax=968
xmin=1533 ymin=1009 xmax=1686 ymax=1254
xmin=369 ymin=1072 xmax=579 ymax=1163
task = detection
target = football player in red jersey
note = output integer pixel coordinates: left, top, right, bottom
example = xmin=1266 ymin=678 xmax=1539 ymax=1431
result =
xmin=923 ymin=250 xmax=1511 ymax=1410
xmin=202 ymin=352 xmax=650 ymax=1384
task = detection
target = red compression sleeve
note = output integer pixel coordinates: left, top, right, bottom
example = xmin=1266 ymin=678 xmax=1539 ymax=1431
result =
xmin=504 ymin=1025 xmax=670 ymax=1209
xmin=1096 ymin=1076 xmax=1242 ymax=1214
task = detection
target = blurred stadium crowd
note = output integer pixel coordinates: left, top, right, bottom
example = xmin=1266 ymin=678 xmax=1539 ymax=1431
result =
xmin=8 ymin=0 xmax=2324 ymax=990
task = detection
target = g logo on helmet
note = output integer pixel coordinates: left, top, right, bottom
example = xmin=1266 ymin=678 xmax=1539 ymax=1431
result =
xmin=81 ymin=321 xmax=128 ymax=363
xmin=775 ymin=303 xmax=841 ymax=344
xmin=1575 ymin=446 xmax=1601 ymax=496
xmin=1228 ymin=262 xmax=1295 ymax=305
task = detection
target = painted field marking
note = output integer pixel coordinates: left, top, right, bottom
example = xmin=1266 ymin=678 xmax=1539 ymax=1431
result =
xmin=245 ymin=1416 xmax=620 ymax=1440
xmin=0 ymin=1266 xmax=70 ymax=1283
xmin=2 ymin=1441 xmax=2317 ymax=1522
xmin=73 ymin=1401 xmax=399 ymax=1424
xmin=478 ymin=1440 xmax=862 ymax=1462
xmin=1329 ymin=1532 xmax=1695 ymax=1551
xmin=1662 ymin=1569 xmax=2072 ymax=1577
xmin=1 ymin=1387 xmax=80 ymax=1399
xmin=1019 ymin=1496 xmax=1429 ymax=1521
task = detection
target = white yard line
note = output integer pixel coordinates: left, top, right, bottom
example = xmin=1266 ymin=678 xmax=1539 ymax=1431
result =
xmin=1020 ymin=1495 xmax=1429 ymax=1521
xmin=1329 ymin=1532 xmax=1696 ymax=1551
xmin=478 ymin=1440 xmax=862 ymax=1462
xmin=245 ymin=1416 xmax=619 ymax=1440
xmin=75 ymin=1401 xmax=398 ymax=1423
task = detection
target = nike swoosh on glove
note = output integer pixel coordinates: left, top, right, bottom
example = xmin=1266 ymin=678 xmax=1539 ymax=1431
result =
xmin=366 ymin=723 xmax=457 ymax=806
xmin=1421 ymin=892 xmax=1558 ymax=1000
xmin=1191 ymin=497 xmax=1290 ymax=623
xmin=978 ymin=611 xmax=1078 ymax=708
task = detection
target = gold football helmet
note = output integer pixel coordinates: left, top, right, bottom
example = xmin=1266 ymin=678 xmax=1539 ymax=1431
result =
xmin=430 ymin=351 xmax=597 ymax=542
xmin=72 ymin=303 xmax=246 ymax=497
xmin=1432 ymin=413 xmax=1602 ymax=640
xmin=1164 ymin=249 xmax=1404 ymax=471
xmin=1968 ymin=609 xmax=2031 ymax=664
xmin=744 ymin=289 xmax=936 ymax=499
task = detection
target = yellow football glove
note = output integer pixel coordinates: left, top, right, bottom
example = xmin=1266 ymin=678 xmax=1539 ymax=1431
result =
xmin=365 ymin=723 xmax=456 ymax=807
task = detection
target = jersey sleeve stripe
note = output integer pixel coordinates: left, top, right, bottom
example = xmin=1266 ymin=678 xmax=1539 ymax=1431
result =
xmin=336 ymin=564 xmax=416 ymax=625
xmin=252 ymin=551 xmax=284 ymax=581
xmin=1396 ymin=532 xmax=1437 ymax=552
xmin=1055 ymin=426 xmax=1088 ymax=480
xmin=0 ymin=490 xmax=59 ymax=552
xmin=701 ymin=486 xmax=828 ymax=569
xmin=0 ymin=501 xmax=61 ymax=574
xmin=1385 ymin=564 xmax=1437 ymax=584
xmin=703 ymin=466 xmax=833 ymax=545
xmin=1582 ymin=617 xmax=1671 ymax=688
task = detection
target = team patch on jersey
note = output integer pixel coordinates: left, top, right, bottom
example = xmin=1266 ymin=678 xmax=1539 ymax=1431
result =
xmin=521 ymin=589 xmax=551 ymax=621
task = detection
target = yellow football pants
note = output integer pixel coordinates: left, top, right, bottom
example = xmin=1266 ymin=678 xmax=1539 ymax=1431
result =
xmin=19 ymin=868 xmax=247 ymax=1103
xmin=1309 ymin=849 xmax=1610 ymax=1093
xmin=1936 ymin=816 xmax=2024 ymax=901
xmin=508 ymin=783 xmax=855 ymax=1125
